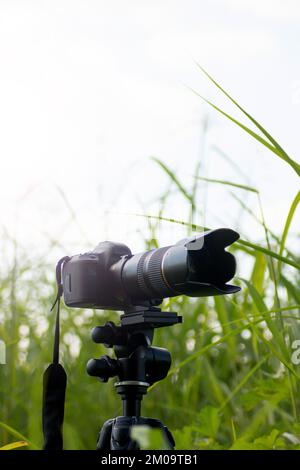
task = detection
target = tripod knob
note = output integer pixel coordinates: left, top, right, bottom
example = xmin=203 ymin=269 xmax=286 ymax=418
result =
xmin=146 ymin=347 xmax=171 ymax=384
xmin=91 ymin=322 xmax=126 ymax=347
xmin=87 ymin=355 xmax=119 ymax=382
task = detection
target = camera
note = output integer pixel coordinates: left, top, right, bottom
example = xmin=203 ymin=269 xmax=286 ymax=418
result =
xmin=61 ymin=228 xmax=240 ymax=311
xmin=43 ymin=227 xmax=241 ymax=451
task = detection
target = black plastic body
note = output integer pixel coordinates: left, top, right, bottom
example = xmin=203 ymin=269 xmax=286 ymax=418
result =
xmin=62 ymin=228 xmax=240 ymax=311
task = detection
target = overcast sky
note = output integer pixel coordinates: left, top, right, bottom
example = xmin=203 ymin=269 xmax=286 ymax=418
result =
xmin=0 ymin=0 xmax=299 ymax=263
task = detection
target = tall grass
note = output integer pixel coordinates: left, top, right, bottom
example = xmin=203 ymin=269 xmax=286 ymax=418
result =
xmin=0 ymin=69 xmax=300 ymax=450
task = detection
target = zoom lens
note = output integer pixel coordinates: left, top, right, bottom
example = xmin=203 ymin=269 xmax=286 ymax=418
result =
xmin=62 ymin=228 xmax=240 ymax=310
xmin=121 ymin=228 xmax=240 ymax=303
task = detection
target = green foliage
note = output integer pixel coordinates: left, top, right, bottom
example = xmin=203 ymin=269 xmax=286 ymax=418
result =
xmin=0 ymin=68 xmax=300 ymax=450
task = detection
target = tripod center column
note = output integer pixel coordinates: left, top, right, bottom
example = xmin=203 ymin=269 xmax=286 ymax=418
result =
xmin=115 ymin=381 xmax=149 ymax=417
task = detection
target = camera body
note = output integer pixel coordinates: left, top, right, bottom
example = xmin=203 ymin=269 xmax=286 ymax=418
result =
xmin=62 ymin=241 xmax=135 ymax=310
xmin=62 ymin=229 xmax=240 ymax=311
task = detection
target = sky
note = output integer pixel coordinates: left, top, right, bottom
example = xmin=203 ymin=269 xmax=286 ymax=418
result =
xmin=0 ymin=0 xmax=299 ymax=266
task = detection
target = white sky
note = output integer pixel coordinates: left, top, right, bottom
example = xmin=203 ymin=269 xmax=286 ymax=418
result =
xmin=0 ymin=0 xmax=299 ymax=264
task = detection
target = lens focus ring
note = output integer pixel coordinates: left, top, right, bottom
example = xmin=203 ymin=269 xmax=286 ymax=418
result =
xmin=137 ymin=247 xmax=172 ymax=298
xmin=137 ymin=251 xmax=153 ymax=297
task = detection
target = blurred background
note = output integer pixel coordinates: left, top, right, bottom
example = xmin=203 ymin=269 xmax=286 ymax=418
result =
xmin=0 ymin=0 xmax=299 ymax=255
xmin=0 ymin=0 xmax=299 ymax=450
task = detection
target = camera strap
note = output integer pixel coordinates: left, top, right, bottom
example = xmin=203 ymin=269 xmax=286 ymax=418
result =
xmin=42 ymin=256 xmax=70 ymax=450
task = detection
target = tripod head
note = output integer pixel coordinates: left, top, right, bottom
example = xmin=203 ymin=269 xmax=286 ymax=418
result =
xmin=87 ymin=306 xmax=182 ymax=450
xmin=87 ymin=306 xmax=181 ymax=388
xmin=86 ymin=306 xmax=181 ymax=449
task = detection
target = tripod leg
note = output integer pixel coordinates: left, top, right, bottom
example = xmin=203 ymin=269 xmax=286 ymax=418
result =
xmin=96 ymin=419 xmax=113 ymax=450
xmin=110 ymin=417 xmax=139 ymax=450
xmin=97 ymin=417 xmax=139 ymax=450
xmin=97 ymin=416 xmax=175 ymax=450
xmin=138 ymin=417 xmax=175 ymax=449
xmin=163 ymin=426 xmax=175 ymax=449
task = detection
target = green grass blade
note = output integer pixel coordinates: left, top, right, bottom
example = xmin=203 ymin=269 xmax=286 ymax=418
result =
xmin=188 ymin=87 xmax=292 ymax=163
xmin=280 ymin=276 xmax=300 ymax=304
xmin=131 ymin=213 xmax=300 ymax=271
xmin=196 ymin=176 xmax=258 ymax=193
xmin=237 ymin=239 xmax=300 ymax=271
xmin=250 ymin=252 xmax=267 ymax=295
xmin=278 ymin=190 xmax=300 ymax=273
xmin=189 ymin=90 xmax=300 ymax=177
xmin=150 ymin=317 xmax=300 ymax=385
xmin=151 ymin=157 xmax=192 ymax=203
xmin=0 ymin=422 xmax=39 ymax=450
xmin=251 ymin=326 xmax=298 ymax=379
xmin=241 ymin=279 xmax=287 ymax=356
xmin=214 ymin=296 xmax=236 ymax=358
xmin=130 ymin=212 xmax=209 ymax=232
xmin=0 ymin=441 xmax=28 ymax=450
xmin=212 ymin=145 xmax=251 ymax=183
xmin=231 ymin=192 xmax=299 ymax=263
xmin=196 ymin=64 xmax=300 ymax=177
xmin=218 ymin=354 xmax=270 ymax=411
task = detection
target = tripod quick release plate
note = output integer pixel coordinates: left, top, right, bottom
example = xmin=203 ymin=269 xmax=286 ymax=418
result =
xmin=120 ymin=308 xmax=182 ymax=329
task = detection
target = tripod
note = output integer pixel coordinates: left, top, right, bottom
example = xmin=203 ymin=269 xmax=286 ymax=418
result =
xmin=86 ymin=305 xmax=182 ymax=450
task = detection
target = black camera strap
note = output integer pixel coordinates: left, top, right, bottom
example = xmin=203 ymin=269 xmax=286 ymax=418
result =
xmin=42 ymin=256 xmax=70 ymax=450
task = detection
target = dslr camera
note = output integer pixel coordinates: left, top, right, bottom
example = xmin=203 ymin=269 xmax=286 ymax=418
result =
xmin=61 ymin=228 xmax=240 ymax=311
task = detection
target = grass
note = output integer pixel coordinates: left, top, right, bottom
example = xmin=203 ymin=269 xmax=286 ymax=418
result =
xmin=0 ymin=68 xmax=300 ymax=450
